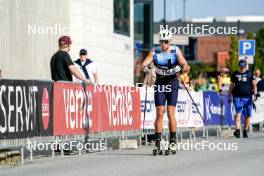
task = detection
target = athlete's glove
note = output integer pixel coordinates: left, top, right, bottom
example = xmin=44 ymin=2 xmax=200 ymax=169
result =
xmin=175 ymin=65 xmax=183 ymax=73
xmin=143 ymin=65 xmax=151 ymax=73
xmin=84 ymin=79 xmax=93 ymax=85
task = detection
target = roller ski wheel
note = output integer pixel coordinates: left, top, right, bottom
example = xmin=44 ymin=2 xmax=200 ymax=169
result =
xmin=165 ymin=142 xmax=177 ymax=155
xmin=153 ymin=140 xmax=162 ymax=156
xmin=165 ymin=149 xmax=169 ymax=155
xmin=164 ymin=149 xmax=176 ymax=155
xmin=153 ymin=149 xmax=163 ymax=156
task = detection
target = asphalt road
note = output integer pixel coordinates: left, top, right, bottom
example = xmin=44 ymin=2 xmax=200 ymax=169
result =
xmin=1 ymin=133 xmax=264 ymax=176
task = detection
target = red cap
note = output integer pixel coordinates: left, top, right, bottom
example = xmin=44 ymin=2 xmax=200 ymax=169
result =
xmin=58 ymin=36 xmax=72 ymax=45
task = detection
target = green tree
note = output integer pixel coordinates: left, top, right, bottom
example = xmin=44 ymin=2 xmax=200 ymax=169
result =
xmin=247 ymin=32 xmax=253 ymax=39
xmin=254 ymin=28 xmax=264 ymax=73
xmin=247 ymin=32 xmax=255 ymax=71
xmin=188 ymin=62 xmax=215 ymax=80
xmin=227 ymin=35 xmax=239 ymax=74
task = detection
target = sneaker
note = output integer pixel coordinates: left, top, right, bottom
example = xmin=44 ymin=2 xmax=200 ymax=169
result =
xmin=233 ymin=129 xmax=240 ymax=138
xmin=243 ymin=130 xmax=248 ymax=138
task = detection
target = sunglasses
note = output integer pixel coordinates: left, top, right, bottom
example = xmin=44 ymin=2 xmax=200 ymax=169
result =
xmin=160 ymin=40 xmax=169 ymax=44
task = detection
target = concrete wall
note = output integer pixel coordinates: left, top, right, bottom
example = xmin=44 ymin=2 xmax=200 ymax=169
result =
xmin=0 ymin=0 xmax=70 ymax=80
xmin=69 ymin=0 xmax=134 ymax=85
xmin=0 ymin=0 xmax=134 ymax=85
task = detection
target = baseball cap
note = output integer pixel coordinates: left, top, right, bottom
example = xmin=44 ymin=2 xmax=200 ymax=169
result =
xmin=58 ymin=36 xmax=72 ymax=45
xmin=79 ymin=49 xmax=87 ymax=55
xmin=239 ymin=59 xmax=247 ymax=68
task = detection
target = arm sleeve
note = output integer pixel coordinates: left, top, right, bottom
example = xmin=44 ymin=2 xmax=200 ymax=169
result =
xmin=63 ymin=53 xmax=74 ymax=66
xmin=251 ymin=73 xmax=256 ymax=81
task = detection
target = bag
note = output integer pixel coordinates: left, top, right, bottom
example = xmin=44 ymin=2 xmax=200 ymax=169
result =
xmin=143 ymin=62 xmax=156 ymax=86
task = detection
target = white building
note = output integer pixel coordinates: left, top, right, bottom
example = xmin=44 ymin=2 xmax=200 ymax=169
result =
xmin=0 ymin=0 xmax=134 ymax=85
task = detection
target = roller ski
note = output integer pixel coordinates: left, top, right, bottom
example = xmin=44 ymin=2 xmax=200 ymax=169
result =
xmin=165 ymin=139 xmax=177 ymax=155
xmin=152 ymin=139 xmax=163 ymax=156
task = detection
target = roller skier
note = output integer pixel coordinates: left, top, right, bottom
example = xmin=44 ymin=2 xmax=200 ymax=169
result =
xmin=141 ymin=29 xmax=189 ymax=155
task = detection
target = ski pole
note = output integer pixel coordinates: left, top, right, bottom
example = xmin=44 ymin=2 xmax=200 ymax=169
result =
xmin=142 ymin=73 xmax=149 ymax=133
xmin=179 ymin=77 xmax=206 ymax=123
xmin=81 ymin=81 xmax=90 ymax=148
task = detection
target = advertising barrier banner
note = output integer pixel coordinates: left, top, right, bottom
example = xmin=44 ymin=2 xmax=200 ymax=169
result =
xmin=251 ymin=92 xmax=264 ymax=124
xmin=176 ymin=89 xmax=204 ymax=127
xmin=53 ymin=82 xmax=141 ymax=135
xmin=140 ymin=86 xmax=156 ymax=129
xmin=140 ymin=87 xmax=204 ymax=129
xmin=0 ymin=79 xmax=53 ymax=139
xmin=203 ymin=91 xmax=234 ymax=126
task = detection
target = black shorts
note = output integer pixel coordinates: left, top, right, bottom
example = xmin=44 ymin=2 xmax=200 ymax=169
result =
xmin=154 ymin=78 xmax=179 ymax=107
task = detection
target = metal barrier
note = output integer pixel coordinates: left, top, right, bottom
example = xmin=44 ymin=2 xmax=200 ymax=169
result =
xmin=2 ymin=124 xmax=263 ymax=165
xmin=1 ymin=80 xmax=264 ymax=165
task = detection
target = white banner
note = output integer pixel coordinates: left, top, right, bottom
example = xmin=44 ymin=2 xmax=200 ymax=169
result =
xmin=140 ymin=86 xmax=156 ymax=129
xmin=251 ymin=92 xmax=264 ymax=124
xmin=176 ymin=89 xmax=204 ymax=127
xmin=140 ymin=86 xmax=204 ymax=129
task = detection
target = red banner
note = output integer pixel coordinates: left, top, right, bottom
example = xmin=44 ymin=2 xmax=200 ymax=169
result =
xmin=53 ymin=82 xmax=141 ymax=135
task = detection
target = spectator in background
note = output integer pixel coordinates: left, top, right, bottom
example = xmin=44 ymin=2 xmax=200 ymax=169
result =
xmin=50 ymin=36 xmax=90 ymax=154
xmin=188 ymin=80 xmax=195 ymax=91
xmin=228 ymin=59 xmax=257 ymax=138
xmin=257 ymin=73 xmax=264 ymax=92
xmin=208 ymin=77 xmax=219 ymax=92
xmin=179 ymin=65 xmax=190 ymax=89
xmin=194 ymin=73 xmax=207 ymax=91
xmin=50 ymin=36 xmax=88 ymax=83
xmin=218 ymin=68 xmax=231 ymax=93
xmin=73 ymin=49 xmax=99 ymax=84
xmin=254 ymin=69 xmax=261 ymax=84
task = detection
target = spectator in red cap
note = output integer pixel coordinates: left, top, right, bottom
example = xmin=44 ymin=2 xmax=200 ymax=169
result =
xmin=50 ymin=36 xmax=89 ymax=83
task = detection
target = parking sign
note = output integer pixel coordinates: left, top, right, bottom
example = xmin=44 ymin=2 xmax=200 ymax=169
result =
xmin=238 ymin=40 xmax=255 ymax=56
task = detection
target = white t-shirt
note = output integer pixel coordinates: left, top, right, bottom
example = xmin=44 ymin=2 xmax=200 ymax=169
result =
xmin=72 ymin=59 xmax=98 ymax=83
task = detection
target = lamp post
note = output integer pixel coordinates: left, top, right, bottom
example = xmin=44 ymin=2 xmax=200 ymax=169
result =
xmin=183 ymin=0 xmax=187 ymax=22
xmin=163 ymin=0 xmax=166 ymax=26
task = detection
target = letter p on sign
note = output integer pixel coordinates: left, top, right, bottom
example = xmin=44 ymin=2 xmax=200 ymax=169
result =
xmin=243 ymin=42 xmax=251 ymax=54
xmin=239 ymin=40 xmax=255 ymax=56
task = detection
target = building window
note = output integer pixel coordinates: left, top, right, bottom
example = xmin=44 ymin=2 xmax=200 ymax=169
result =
xmin=114 ymin=0 xmax=130 ymax=36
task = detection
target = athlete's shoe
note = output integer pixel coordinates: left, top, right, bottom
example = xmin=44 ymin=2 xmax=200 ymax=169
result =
xmin=153 ymin=139 xmax=162 ymax=156
xmin=165 ymin=139 xmax=177 ymax=155
xmin=233 ymin=129 xmax=240 ymax=138
xmin=243 ymin=130 xmax=248 ymax=138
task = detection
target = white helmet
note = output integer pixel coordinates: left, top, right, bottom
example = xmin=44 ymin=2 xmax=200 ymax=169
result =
xmin=159 ymin=29 xmax=172 ymax=41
